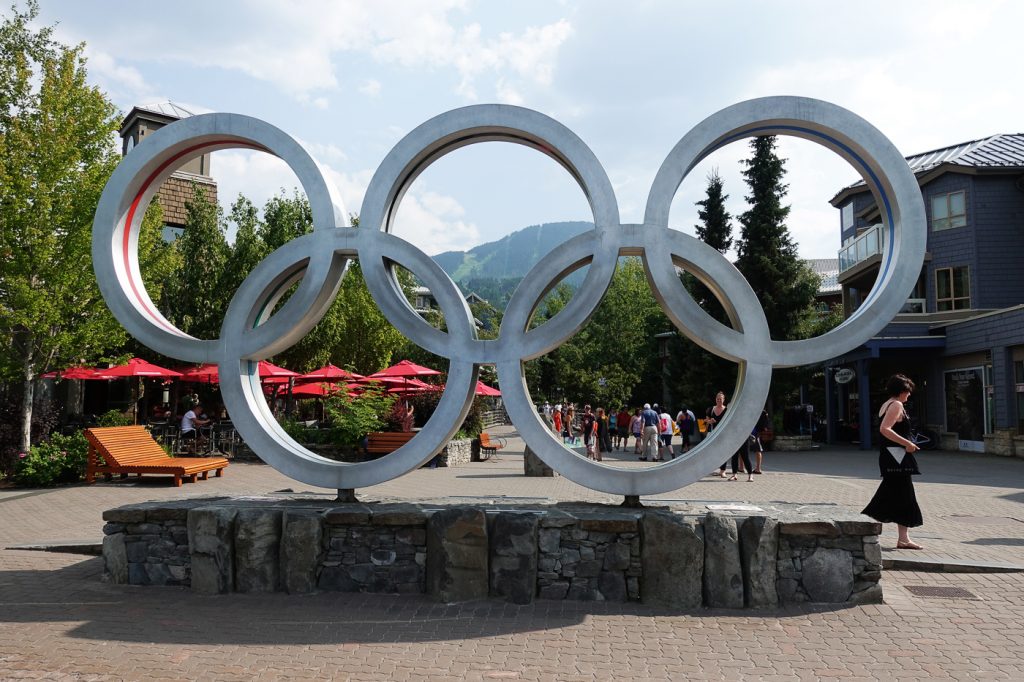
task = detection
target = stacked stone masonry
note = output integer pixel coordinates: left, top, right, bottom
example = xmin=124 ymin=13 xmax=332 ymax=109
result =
xmin=102 ymin=499 xmax=883 ymax=608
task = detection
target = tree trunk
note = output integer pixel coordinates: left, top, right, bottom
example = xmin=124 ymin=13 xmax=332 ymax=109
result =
xmin=19 ymin=352 xmax=35 ymax=454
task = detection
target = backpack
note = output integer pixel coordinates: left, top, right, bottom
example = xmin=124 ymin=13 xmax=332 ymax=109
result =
xmin=659 ymin=416 xmax=670 ymax=433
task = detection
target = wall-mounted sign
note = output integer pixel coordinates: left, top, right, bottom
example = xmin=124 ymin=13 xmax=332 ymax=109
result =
xmin=834 ymin=368 xmax=856 ymax=384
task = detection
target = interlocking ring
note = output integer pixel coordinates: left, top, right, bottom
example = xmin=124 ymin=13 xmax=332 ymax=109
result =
xmin=93 ymin=97 xmax=925 ymax=495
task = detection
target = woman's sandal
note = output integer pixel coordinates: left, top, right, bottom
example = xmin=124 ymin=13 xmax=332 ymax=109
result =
xmin=896 ymin=541 xmax=924 ymax=550
xmin=728 ymin=475 xmax=738 ymax=481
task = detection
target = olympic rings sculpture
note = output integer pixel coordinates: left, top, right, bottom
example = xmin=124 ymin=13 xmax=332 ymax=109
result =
xmin=93 ymin=97 xmax=925 ymax=496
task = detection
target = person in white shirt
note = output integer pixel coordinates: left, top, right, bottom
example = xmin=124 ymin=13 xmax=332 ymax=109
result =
xmin=657 ymin=405 xmax=674 ymax=460
xmin=180 ymin=403 xmax=211 ymax=445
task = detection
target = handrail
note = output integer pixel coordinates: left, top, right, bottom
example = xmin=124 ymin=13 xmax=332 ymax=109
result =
xmin=838 ymin=224 xmax=882 ymax=272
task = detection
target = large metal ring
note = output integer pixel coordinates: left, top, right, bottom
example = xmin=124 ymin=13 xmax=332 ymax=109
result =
xmin=93 ymin=97 xmax=925 ymax=494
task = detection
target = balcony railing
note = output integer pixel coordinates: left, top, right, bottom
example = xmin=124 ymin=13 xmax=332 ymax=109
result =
xmin=838 ymin=224 xmax=882 ymax=272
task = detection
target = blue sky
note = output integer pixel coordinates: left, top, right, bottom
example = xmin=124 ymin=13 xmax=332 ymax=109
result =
xmin=35 ymin=0 xmax=1024 ymax=257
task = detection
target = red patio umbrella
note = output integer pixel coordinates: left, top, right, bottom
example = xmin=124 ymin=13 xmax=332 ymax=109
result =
xmin=474 ymin=381 xmax=501 ymax=397
xmin=95 ymin=358 xmax=182 ymax=378
xmin=384 ymin=378 xmax=438 ymax=395
xmin=177 ymin=363 xmax=220 ymax=383
xmin=368 ymin=360 xmax=442 ymax=379
xmin=297 ymin=364 xmax=364 ymax=383
xmin=291 ymin=383 xmax=353 ymax=398
xmin=40 ymin=366 xmax=101 ymax=380
xmin=256 ymin=360 xmax=300 ymax=384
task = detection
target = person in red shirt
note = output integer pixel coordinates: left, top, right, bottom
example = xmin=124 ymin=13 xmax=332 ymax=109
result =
xmin=615 ymin=407 xmax=631 ymax=450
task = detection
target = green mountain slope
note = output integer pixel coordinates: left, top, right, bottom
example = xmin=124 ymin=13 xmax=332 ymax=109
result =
xmin=433 ymin=221 xmax=593 ymax=282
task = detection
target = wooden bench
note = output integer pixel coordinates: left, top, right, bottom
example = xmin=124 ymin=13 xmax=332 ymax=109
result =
xmin=479 ymin=432 xmax=507 ymax=460
xmin=85 ymin=426 xmax=228 ymax=487
xmin=365 ymin=431 xmax=415 ymax=456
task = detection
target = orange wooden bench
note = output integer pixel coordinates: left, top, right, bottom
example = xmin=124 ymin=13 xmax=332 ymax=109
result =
xmin=479 ymin=432 xmax=506 ymax=460
xmin=85 ymin=426 xmax=228 ymax=487
xmin=365 ymin=431 xmax=415 ymax=457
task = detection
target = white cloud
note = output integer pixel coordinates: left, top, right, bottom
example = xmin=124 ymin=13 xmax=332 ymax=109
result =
xmin=81 ymin=47 xmax=155 ymax=103
xmin=359 ymin=79 xmax=382 ymax=97
xmin=210 ymin=149 xmax=476 ymax=255
xmin=389 ymin=190 xmax=480 ymax=256
xmin=59 ymin=2 xmax=572 ymax=104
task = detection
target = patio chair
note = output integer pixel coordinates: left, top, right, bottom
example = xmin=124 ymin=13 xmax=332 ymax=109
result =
xmin=85 ymin=426 xmax=228 ymax=487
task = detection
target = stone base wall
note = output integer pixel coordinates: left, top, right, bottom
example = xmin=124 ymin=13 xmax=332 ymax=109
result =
xmin=102 ymin=500 xmax=882 ymax=609
xmin=940 ymin=432 xmax=959 ymax=451
xmin=773 ymin=435 xmax=815 ymax=451
xmin=984 ymin=429 xmax=1016 ymax=457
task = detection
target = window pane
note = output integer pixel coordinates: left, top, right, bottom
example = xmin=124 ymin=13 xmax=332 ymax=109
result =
xmin=937 ymin=300 xmax=952 ymax=311
xmin=950 ymin=214 xmax=967 ymax=228
xmin=842 ymin=203 xmax=854 ymax=230
xmin=936 ymin=270 xmax=951 ymax=299
xmin=950 ymin=191 xmax=965 ymax=216
xmin=932 ymin=195 xmax=949 ymax=220
xmin=953 ymin=267 xmax=970 ymax=297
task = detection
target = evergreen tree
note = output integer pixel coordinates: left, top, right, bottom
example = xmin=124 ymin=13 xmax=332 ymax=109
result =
xmin=735 ymin=136 xmax=818 ymax=341
xmin=695 ymin=169 xmax=732 ymax=253
xmin=665 ymin=171 xmax=739 ymax=410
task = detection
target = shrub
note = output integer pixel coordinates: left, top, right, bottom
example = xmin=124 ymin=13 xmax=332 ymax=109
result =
xmin=12 ymin=431 xmax=89 ymax=487
xmin=96 ymin=409 xmax=133 ymax=427
xmin=323 ymin=386 xmax=395 ymax=448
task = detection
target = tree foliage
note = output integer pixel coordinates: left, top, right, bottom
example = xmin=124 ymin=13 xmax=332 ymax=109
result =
xmin=526 ymin=259 xmax=664 ymax=409
xmin=695 ymin=169 xmax=733 ymax=253
xmin=0 ymin=2 xmax=168 ymax=450
xmin=735 ymin=136 xmax=819 ymax=342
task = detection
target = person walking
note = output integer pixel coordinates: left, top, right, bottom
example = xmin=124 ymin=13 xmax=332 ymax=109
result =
xmin=580 ymin=405 xmax=598 ymax=459
xmin=658 ymin=405 xmax=674 ymax=461
xmin=706 ymin=391 xmax=753 ymax=480
xmin=750 ymin=408 xmax=769 ymax=474
xmin=640 ymin=403 xmax=660 ymax=461
xmin=615 ymin=406 xmax=631 ymax=450
xmin=566 ymin=404 xmax=577 ymax=445
xmin=676 ymin=405 xmax=696 ymax=453
xmin=596 ymin=407 xmax=611 ymax=460
xmin=862 ymin=374 xmax=924 ymax=550
xmin=630 ymin=408 xmax=643 ymax=455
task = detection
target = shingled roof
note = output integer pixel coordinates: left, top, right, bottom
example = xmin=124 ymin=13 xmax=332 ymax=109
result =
xmin=831 ymin=133 xmax=1024 ymax=205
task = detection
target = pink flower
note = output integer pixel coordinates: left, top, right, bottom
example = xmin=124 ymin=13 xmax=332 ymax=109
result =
xmin=18 ymin=452 xmax=27 ymax=459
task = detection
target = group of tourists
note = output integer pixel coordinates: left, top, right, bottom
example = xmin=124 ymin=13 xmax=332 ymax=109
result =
xmin=540 ymin=394 xmax=768 ymax=470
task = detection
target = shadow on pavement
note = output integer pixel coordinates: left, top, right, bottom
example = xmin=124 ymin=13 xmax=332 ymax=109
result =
xmin=0 ymin=553 xmax=860 ymax=646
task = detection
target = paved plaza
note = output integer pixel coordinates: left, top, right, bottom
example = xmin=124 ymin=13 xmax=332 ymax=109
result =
xmin=3 ymin=425 xmax=1024 ymax=680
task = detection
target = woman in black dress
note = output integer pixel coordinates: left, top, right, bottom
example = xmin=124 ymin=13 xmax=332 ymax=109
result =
xmin=862 ymin=374 xmax=924 ymax=549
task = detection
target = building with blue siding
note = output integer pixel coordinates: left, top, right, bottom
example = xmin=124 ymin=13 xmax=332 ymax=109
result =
xmin=826 ymin=134 xmax=1024 ymax=454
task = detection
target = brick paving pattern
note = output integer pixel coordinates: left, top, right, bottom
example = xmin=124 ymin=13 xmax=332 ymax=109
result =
xmin=3 ymin=424 xmax=1024 ymax=679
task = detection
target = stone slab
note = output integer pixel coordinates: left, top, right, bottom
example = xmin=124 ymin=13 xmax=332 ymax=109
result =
xmin=640 ymin=512 xmax=703 ymax=609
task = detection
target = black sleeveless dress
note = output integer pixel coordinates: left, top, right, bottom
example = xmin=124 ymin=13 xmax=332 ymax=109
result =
xmin=862 ymin=410 xmax=923 ymax=527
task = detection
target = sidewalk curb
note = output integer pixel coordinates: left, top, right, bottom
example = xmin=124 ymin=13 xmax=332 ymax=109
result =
xmin=883 ymin=555 xmax=1024 ymax=573
xmin=5 ymin=542 xmax=102 ymax=556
